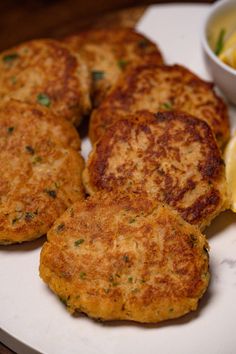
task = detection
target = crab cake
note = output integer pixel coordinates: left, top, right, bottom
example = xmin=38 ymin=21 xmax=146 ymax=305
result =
xmin=40 ymin=192 xmax=210 ymax=323
xmin=0 ymin=100 xmax=85 ymax=245
xmin=0 ymin=39 xmax=91 ymax=125
xmin=63 ymin=28 xmax=164 ymax=106
xmin=84 ymin=111 xmax=229 ymax=230
xmin=89 ymin=64 xmax=229 ymax=147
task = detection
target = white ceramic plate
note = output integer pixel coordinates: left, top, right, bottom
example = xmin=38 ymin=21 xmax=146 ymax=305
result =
xmin=1 ymin=4 xmax=236 ymax=354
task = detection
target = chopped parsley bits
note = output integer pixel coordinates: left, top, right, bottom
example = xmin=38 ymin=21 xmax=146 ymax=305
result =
xmin=25 ymin=211 xmax=35 ymax=221
xmin=56 ymin=223 xmax=65 ymax=233
xmin=161 ymin=101 xmax=173 ymax=110
xmin=61 ymin=271 xmax=69 ymax=278
xmin=80 ymin=272 xmax=86 ymax=279
xmin=59 ymin=296 xmax=68 ymax=306
xmin=32 ymin=156 xmax=42 ymax=164
xmin=7 ymin=126 xmax=14 ymax=134
xmin=117 ymin=59 xmax=128 ymax=70
xmin=123 ymin=255 xmax=129 ymax=262
xmin=10 ymin=76 xmax=17 ymax=84
xmin=3 ymin=53 xmax=19 ymax=63
xmin=189 ymin=234 xmax=197 ymax=248
xmin=74 ymin=239 xmax=84 ymax=247
xmin=103 ymin=288 xmax=110 ymax=294
xmin=12 ymin=215 xmax=22 ymax=224
xmin=128 ymin=276 xmax=133 ymax=283
xmin=202 ymin=272 xmax=209 ymax=279
xmin=37 ymin=93 xmax=51 ymax=107
xmin=69 ymin=207 xmax=74 ymax=217
xmin=92 ymin=70 xmax=105 ymax=81
xmin=138 ymin=39 xmax=148 ymax=48
xmin=129 ymin=218 xmax=136 ymax=224
xmin=54 ymin=182 xmax=59 ymax=189
xmin=44 ymin=189 xmax=57 ymax=199
xmin=109 ymin=275 xmax=118 ymax=286
xmin=25 ymin=145 xmax=35 ymax=154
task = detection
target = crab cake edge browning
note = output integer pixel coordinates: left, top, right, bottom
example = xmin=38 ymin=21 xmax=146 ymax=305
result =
xmin=40 ymin=192 xmax=210 ymax=323
xmin=0 ymin=100 xmax=85 ymax=245
xmin=84 ymin=110 xmax=229 ymax=230
xmin=89 ymin=64 xmax=229 ymax=147
xmin=0 ymin=38 xmax=92 ymax=125
xmin=63 ymin=28 xmax=164 ymax=106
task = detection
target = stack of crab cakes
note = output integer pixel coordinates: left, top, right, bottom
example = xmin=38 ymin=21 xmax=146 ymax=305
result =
xmin=0 ymin=28 xmax=231 ymax=324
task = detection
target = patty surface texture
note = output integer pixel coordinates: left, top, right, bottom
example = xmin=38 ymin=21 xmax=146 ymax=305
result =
xmin=40 ymin=192 xmax=210 ymax=323
xmin=63 ymin=28 xmax=164 ymax=106
xmin=0 ymin=100 xmax=85 ymax=244
xmin=0 ymin=39 xmax=91 ymax=125
xmin=84 ymin=111 xmax=229 ymax=230
xmin=89 ymin=64 xmax=229 ymax=147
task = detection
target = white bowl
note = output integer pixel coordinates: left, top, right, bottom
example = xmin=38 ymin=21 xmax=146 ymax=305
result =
xmin=202 ymin=0 xmax=236 ymax=105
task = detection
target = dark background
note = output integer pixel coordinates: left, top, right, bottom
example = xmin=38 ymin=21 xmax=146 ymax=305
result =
xmin=1 ymin=0 xmax=213 ymax=51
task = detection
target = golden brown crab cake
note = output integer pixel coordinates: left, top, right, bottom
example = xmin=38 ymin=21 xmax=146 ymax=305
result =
xmin=40 ymin=192 xmax=210 ymax=323
xmin=89 ymin=64 xmax=229 ymax=147
xmin=63 ymin=28 xmax=164 ymax=106
xmin=0 ymin=100 xmax=85 ymax=245
xmin=0 ymin=38 xmax=91 ymax=126
xmin=84 ymin=111 xmax=229 ymax=230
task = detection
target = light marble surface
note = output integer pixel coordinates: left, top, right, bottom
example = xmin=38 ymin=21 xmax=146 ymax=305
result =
xmin=1 ymin=4 xmax=236 ymax=354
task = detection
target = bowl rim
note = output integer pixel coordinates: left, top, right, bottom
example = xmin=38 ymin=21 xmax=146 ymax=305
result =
xmin=201 ymin=0 xmax=236 ymax=77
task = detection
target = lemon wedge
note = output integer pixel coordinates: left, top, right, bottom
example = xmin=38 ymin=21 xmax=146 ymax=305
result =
xmin=219 ymin=31 xmax=236 ymax=69
xmin=224 ymin=133 xmax=236 ymax=212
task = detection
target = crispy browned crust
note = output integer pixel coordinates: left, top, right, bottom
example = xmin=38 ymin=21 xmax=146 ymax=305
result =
xmin=0 ymin=39 xmax=91 ymax=125
xmin=0 ymin=100 xmax=85 ymax=244
xmin=63 ymin=28 xmax=164 ymax=106
xmin=40 ymin=192 xmax=210 ymax=323
xmin=84 ymin=110 xmax=229 ymax=230
xmin=89 ymin=64 xmax=230 ymax=147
